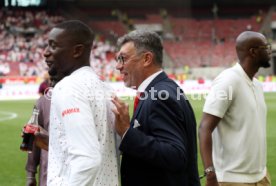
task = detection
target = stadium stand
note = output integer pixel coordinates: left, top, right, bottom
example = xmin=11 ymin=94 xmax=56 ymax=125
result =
xmin=0 ymin=3 xmax=275 ymax=81
xmin=0 ymin=9 xmax=64 ymax=77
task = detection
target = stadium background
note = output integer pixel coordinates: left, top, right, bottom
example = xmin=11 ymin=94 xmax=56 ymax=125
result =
xmin=0 ymin=0 xmax=276 ymax=185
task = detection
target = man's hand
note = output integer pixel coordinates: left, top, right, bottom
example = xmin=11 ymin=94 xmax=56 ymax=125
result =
xmin=206 ymin=172 xmax=219 ymax=186
xmin=34 ymin=126 xmax=49 ymax=151
xmin=111 ymin=96 xmax=130 ymax=137
xmin=21 ymin=124 xmax=39 ymax=137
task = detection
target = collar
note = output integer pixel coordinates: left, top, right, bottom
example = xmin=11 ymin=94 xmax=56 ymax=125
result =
xmin=137 ymin=70 xmax=163 ymax=92
xmin=71 ymin=66 xmax=93 ymax=75
xmin=235 ymin=62 xmax=253 ymax=86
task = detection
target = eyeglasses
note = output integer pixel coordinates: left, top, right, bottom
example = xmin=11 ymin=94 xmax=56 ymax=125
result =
xmin=116 ymin=55 xmax=127 ymax=65
xmin=251 ymin=44 xmax=272 ymax=50
xmin=116 ymin=53 xmax=144 ymax=65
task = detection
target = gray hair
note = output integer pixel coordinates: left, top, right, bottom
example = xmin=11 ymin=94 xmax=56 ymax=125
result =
xmin=117 ymin=30 xmax=163 ymax=66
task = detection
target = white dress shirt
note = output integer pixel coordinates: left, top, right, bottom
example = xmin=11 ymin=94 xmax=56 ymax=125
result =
xmin=137 ymin=70 xmax=163 ymax=92
xmin=47 ymin=66 xmax=119 ymax=186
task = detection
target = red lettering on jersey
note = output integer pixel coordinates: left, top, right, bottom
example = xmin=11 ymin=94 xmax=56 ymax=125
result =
xmin=62 ymin=108 xmax=80 ymax=117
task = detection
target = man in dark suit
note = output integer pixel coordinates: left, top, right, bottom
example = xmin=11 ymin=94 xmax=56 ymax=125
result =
xmin=112 ymin=30 xmax=200 ymax=186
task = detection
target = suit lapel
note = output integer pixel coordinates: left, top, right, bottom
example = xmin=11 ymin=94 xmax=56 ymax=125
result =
xmin=130 ymin=72 xmax=168 ymax=126
xmin=144 ymin=72 xmax=168 ymax=92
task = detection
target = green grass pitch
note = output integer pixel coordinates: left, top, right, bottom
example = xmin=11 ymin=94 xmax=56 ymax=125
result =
xmin=0 ymin=93 xmax=275 ymax=185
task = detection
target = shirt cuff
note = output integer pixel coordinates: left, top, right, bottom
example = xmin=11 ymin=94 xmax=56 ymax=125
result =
xmin=121 ymin=128 xmax=129 ymax=139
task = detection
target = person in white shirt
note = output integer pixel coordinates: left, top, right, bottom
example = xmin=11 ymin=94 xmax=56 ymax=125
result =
xmin=43 ymin=20 xmax=119 ymax=186
xmin=199 ymin=31 xmax=272 ymax=186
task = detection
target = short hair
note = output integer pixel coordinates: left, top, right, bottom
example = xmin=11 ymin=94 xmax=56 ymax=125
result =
xmin=54 ymin=20 xmax=94 ymax=50
xmin=117 ymin=30 xmax=163 ymax=66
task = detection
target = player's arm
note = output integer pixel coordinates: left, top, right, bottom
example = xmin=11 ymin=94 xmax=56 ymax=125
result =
xmin=198 ymin=72 xmax=235 ymax=185
xmin=198 ymin=113 xmax=220 ymax=186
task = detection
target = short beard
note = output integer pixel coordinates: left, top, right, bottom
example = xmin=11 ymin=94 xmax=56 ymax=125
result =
xmin=261 ymin=60 xmax=271 ymax=68
xmin=48 ymin=68 xmax=65 ymax=87
xmin=48 ymin=67 xmax=57 ymax=77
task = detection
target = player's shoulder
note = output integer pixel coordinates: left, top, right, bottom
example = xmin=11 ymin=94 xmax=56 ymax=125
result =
xmin=71 ymin=66 xmax=97 ymax=80
xmin=215 ymin=65 xmax=241 ymax=85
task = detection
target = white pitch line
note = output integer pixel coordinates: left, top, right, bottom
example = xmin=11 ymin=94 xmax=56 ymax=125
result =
xmin=0 ymin=111 xmax=18 ymax=122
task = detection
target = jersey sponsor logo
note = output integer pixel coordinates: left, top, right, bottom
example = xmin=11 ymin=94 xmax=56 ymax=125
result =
xmin=62 ymin=108 xmax=80 ymax=117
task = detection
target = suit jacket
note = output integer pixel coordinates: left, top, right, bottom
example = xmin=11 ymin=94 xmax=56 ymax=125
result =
xmin=120 ymin=72 xmax=200 ymax=186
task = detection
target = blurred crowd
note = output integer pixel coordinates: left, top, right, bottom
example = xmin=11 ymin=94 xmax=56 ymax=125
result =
xmin=0 ymin=8 xmax=274 ymax=83
xmin=0 ymin=9 xmax=125 ymax=81
xmin=0 ymin=9 xmax=64 ymax=76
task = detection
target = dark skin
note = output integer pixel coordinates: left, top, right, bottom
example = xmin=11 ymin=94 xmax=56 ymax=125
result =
xmin=236 ymin=31 xmax=271 ymax=79
xmin=44 ymin=28 xmax=91 ymax=78
xmin=198 ymin=114 xmax=220 ymax=185
xmin=198 ymin=31 xmax=271 ymax=186
xmin=25 ymin=27 xmax=92 ymax=152
xmin=25 ymin=21 xmax=94 ymax=186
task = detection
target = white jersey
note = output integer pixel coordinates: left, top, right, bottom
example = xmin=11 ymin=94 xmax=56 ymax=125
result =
xmin=203 ymin=63 xmax=267 ymax=183
xmin=47 ymin=66 xmax=119 ymax=186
